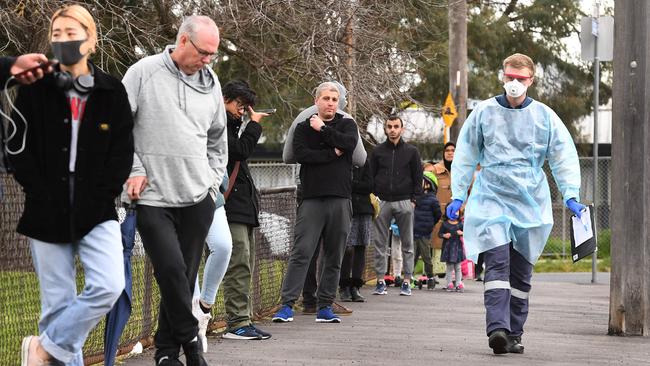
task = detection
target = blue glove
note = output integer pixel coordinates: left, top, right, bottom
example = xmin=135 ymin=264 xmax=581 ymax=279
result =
xmin=566 ymin=198 xmax=586 ymax=219
xmin=446 ymin=199 xmax=463 ymax=220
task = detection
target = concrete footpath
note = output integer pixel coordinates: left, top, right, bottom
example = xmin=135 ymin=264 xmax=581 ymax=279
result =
xmin=123 ymin=273 xmax=650 ymax=365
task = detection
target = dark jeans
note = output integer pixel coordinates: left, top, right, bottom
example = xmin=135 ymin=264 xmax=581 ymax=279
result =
xmin=137 ymin=195 xmax=215 ymax=357
xmin=280 ymin=198 xmax=352 ymax=309
xmin=339 ymin=245 xmax=366 ymax=288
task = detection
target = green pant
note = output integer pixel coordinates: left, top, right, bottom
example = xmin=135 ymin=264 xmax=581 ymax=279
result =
xmin=223 ymin=223 xmax=255 ymax=330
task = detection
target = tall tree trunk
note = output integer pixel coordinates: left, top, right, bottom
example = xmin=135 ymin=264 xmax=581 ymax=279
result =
xmin=448 ymin=0 xmax=467 ymax=143
xmin=609 ymin=0 xmax=650 ymax=336
xmin=344 ymin=2 xmax=357 ymax=118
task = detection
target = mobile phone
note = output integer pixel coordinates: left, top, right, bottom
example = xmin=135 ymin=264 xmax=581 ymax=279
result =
xmin=12 ymin=60 xmax=57 ymax=78
xmin=256 ymin=108 xmax=277 ymax=114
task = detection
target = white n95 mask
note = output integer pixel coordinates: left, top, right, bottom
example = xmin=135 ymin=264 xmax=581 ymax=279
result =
xmin=503 ymin=79 xmax=528 ymax=98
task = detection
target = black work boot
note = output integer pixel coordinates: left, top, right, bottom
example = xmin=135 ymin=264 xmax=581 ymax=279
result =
xmin=339 ymin=287 xmax=352 ymax=302
xmin=507 ymin=335 xmax=525 ymax=354
xmin=183 ymin=339 xmax=208 ymax=366
xmin=350 ymin=287 xmax=366 ymax=302
xmin=488 ymin=329 xmax=509 ymax=355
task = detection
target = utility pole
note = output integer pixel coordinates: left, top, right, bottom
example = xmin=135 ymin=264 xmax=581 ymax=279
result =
xmin=591 ymin=1 xmax=600 ymax=284
xmin=343 ymin=1 xmax=357 ymax=117
xmin=448 ymin=0 xmax=467 ymax=143
xmin=609 ymin=0 xmax=650 ymax=336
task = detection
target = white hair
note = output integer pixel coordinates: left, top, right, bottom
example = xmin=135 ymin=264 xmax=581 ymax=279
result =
xmin=314 ymin=81 xmax=340 ymax=99
xmin=176 ymin=15 xmax=218 ymax=44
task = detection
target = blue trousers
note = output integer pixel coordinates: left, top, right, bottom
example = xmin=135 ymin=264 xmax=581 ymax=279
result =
xmin=194 ymin=205 xmax=232 ymax=305
xmin=483 ymin=242 xmax=533 ymax=337
xmin=30 ymin=220 xmax=124 ymax=365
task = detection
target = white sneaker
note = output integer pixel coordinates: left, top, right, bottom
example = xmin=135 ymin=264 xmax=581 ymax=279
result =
xmin=191 ymin=298 xmax=212 ymax=353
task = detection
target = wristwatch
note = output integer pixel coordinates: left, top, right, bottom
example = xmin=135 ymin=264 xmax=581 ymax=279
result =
xmin=319 ymin=124 xmax=328 ymax=132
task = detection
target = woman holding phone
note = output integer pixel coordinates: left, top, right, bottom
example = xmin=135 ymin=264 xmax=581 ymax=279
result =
xmin=8 ymin=4 xmax=134 ymax=365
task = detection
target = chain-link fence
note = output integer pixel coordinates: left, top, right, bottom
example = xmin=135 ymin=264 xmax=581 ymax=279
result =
xmin=0 ymin=173 xmax=295 ymax=365
xmin=248 ymin=161 xmax=299 ymax=188
xmin=544 ymin=157 xmax=611 ymax=257
xmin=247 ymin=158 xmax=612 ymax=258
xmin=0 ymin=157 xmax=610 ymax=364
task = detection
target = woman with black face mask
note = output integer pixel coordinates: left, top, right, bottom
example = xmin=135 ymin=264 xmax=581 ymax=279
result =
xmin=8 ymin=5 xmax=134 ymax=366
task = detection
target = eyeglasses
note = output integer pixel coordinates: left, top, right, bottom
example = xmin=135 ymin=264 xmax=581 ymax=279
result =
xmin=189 ymin=38 xmax=218 ymax=61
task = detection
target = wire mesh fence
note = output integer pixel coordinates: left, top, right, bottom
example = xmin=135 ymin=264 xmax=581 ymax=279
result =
xmin=0 ymin=157 xmax=610 ymax=364
xmin=543 ymin=157 xmax=611 ymax=257
xmin=247 ymin=158 xmax=612 ymax=258
xmin=0 ymin=173 xmax=295 ymax=366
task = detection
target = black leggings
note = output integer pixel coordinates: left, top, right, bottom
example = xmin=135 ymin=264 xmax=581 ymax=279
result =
xmin=339 ymin=245 xmax=367 ymax=288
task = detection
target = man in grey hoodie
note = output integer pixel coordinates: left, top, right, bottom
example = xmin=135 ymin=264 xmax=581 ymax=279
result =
xmin=122 ymin=15 xmax=227 ymax=366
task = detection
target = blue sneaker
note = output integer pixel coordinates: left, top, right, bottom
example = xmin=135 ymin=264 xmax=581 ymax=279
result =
xmin=372 ymin=281 xmax=387 ymax=295
xmin=272 ymin=305 xmax=294 ymax=323
xmin=400 ymin=281 xmax=412 ymax=296
xmin=316 ymin=306 xmax=341 ymax=323
xmin=222 ymin=325 xmax=263 ymax=340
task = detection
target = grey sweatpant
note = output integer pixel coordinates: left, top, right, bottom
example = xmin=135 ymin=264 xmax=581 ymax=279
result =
xmin=373 ymin=199 xmax=415 ymax=278
xmin=280 ymin=198 xmax=352 ymax=309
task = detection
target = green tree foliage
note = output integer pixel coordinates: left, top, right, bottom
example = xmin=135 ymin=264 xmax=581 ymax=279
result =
xmin=0 ymin=1 xmax=610 ymax=144
xmin=411 ymin=0 xmax=612 ymax=138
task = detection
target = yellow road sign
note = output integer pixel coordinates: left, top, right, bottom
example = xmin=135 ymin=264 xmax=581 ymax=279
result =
xmin=442 ymin=92 xmax=458 ymax=127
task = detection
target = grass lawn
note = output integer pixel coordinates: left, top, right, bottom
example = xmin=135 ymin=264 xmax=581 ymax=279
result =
xmin=0 ymin=256 xmax=288 ymax=365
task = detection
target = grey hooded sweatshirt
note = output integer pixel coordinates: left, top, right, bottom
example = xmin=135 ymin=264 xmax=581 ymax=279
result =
xmin=122 ymin=45 xmax=228 ymax=207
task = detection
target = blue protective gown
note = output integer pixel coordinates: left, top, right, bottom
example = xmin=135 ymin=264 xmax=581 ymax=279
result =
xmin=451 ymin=97 xmax=581 ymax=264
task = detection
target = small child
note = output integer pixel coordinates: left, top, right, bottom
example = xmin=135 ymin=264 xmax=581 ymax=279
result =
xmin=439 ymin=215 xmax=465 ymax=292
xmin=413 ymin=172 xmax=442 ymax=290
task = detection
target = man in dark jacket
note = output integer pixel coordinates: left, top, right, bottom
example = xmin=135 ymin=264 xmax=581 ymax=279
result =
xmin=272 ymin=81 xmax=358 ymax=324
xmin=221 ymin=80 xmax=272 ymax=340
xmin=369 ymin=115 xmax=423 ymax=296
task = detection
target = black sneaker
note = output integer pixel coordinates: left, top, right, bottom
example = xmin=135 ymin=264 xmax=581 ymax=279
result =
xmin=488 ymin=329 xmax=509 ymax=355
xmin=426 ymin=278 xmax=436 ymax=290
xmin=182 ymin=340 xmax=208 ymax=366
xmin=507 ymin=335 xmax=525 ymax=354
xmin=222 ymin=325 xmax=263 ymax=340
xmin=394 ymin=276 xmax=403 ymax=287
xmin=339 ymin=287 xmax=352 ymax=302
xmin=251 ymin=324 xmax=272 ymax=339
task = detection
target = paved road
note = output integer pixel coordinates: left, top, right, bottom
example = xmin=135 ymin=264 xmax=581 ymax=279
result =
xmin=123 ymin=272 xmax=650 ymax=365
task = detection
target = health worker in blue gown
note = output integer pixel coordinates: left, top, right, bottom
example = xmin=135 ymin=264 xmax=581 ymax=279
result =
xmin=446 ymin=53 xmax=586 ymax=355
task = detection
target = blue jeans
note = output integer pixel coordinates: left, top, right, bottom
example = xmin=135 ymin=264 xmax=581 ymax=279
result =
xmin=193 ymin=205 xmax=232 ymax=304
xmin=30 ymin=220 xmax=124 ymax=365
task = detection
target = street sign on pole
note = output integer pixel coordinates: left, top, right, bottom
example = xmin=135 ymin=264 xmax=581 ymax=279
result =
xmin=442 ymin=92 xmax=458 ymax=127
xmin=581 ymin=16 xmax=614 ymax=61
